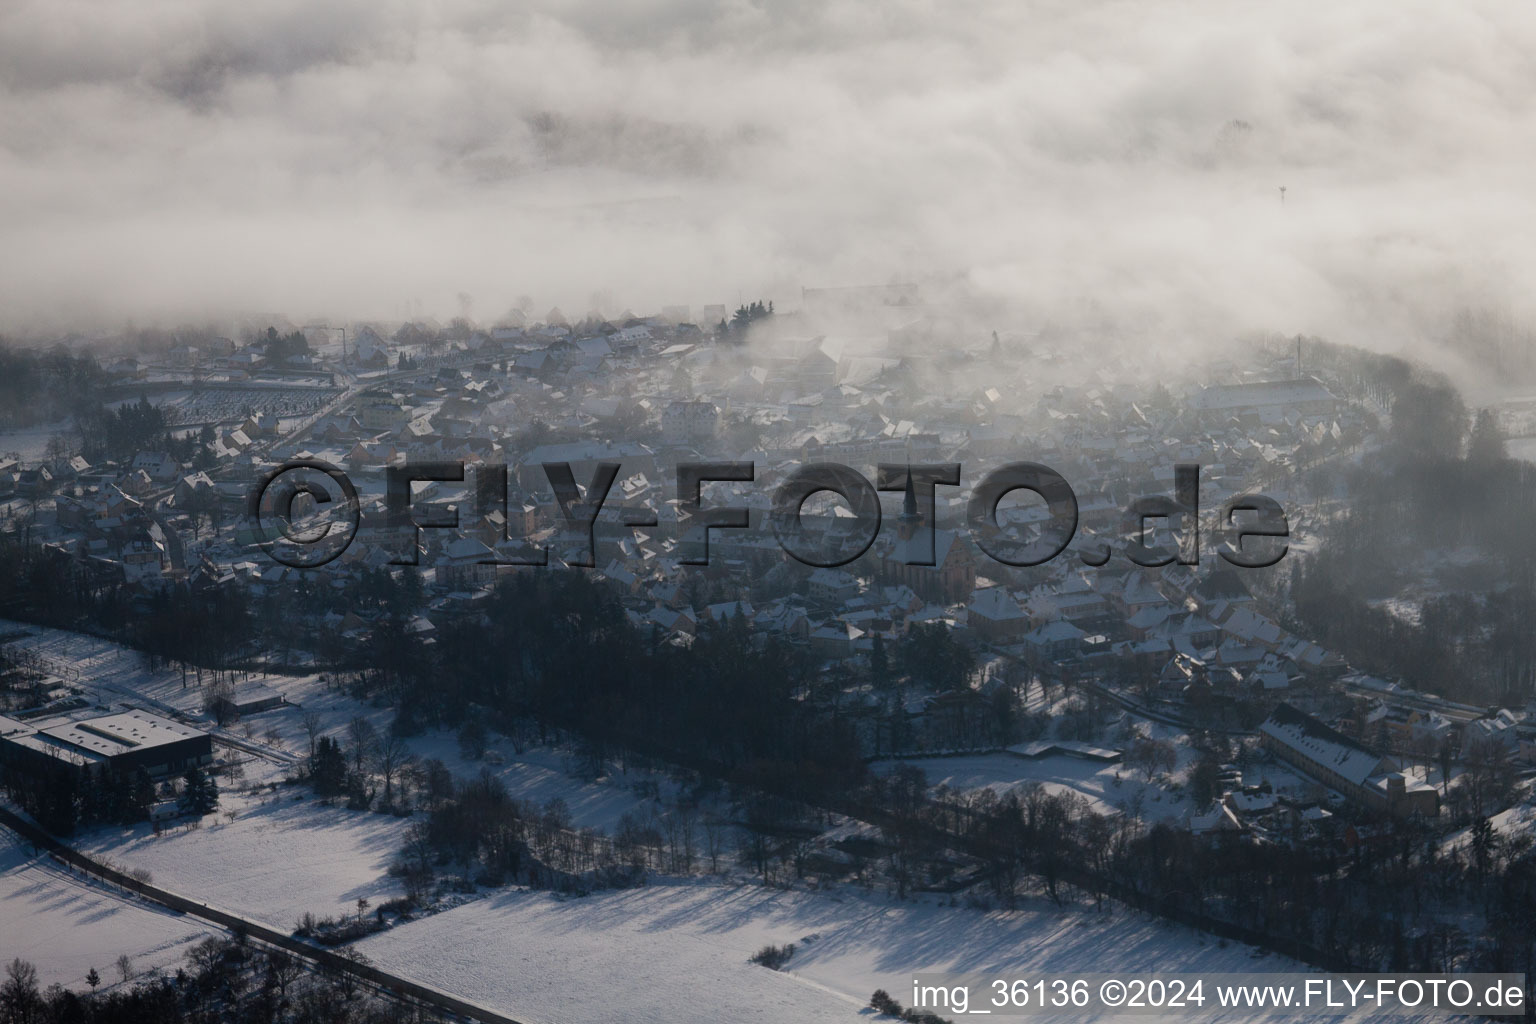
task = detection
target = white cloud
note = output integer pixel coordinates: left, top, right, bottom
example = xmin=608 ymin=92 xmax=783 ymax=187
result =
xmin=1 ymin=0 xmax=1533 ymax=371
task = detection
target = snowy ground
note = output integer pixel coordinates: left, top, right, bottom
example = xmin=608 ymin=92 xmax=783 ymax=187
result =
xmin=1508 ymin=436 xmax=1536 ymax=465
xmin=64 ymin=747 xmax=683 ymax=936
xmin=880 ymin=751 xmax=1192 ymax=822
xmin=362 ymin=880 xmax=862 ymax=1023
xmin=3 ymin=622 xmax=1457 ymax=1022
xmin=73 ymin=795 xmax=410 ymax=933
xmin=0 ymin=622 xmax=677 ymax=829
xmin=0 ymin=421 xmax=68 ymax=463
xmin=4 ymin=622 xmax=684 ymax=934
xmin=874 ymin=718 xmax=1204 ymax=825
xmin=1441 ymin=796 xmax=1536 ymax=855
xmin=0 ymin=826 xmax=213 ymax=990
xmin=357 ymin=876 xmax=1442 ymax=1024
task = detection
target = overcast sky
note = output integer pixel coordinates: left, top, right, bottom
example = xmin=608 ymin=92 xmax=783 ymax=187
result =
xmin=1 ymin=0 xmax=1533 ymax=364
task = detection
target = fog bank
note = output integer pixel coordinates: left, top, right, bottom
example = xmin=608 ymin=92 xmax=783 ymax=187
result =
xmin=1 ymin=0 xmax=1534 ymax=374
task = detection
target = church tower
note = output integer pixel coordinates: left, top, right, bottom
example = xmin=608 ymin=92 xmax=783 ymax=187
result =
xmin=897 ymin=465 xmax=921 ymax=541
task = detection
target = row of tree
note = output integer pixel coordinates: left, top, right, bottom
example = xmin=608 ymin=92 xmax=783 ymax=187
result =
xmin=1 ymin=932 xmax=447 ymax=1024
xmin=1288 ymin=340 xmax=1536 ymax=701
xmin=1 ymin=761 xmax=214 ymax=835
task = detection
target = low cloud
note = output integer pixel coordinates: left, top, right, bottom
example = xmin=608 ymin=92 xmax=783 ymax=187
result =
xmin=1 ymin=0 xmax=1533 ymax=375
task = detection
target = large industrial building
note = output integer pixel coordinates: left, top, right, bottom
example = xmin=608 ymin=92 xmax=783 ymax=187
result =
xmin=0 ymin=708 xmax=212 ymax=782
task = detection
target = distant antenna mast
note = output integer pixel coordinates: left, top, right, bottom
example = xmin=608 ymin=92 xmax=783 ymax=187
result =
xmin=1296 ymin=334 xmax=1302 ymax=378
xmin=1279 ymin=186 xmax=1287 ymax=206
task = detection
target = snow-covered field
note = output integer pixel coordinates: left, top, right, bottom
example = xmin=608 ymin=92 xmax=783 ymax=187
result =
xmin=74 ymin=796 xmax=410 ymax=932
xmin=0 ymin=827 xmax=213 ymax=989
xmin=357 ymin=876 xmax=1438 ymax=1024
xmin=61 ymin=743 xmax=690 ymax=935
xmin=0 ymin=421 xmax=68 ymax=463
xmin=362 ymin=880 xmax=863 ymax=1023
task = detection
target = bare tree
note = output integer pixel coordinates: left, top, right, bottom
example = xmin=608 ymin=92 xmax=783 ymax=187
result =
xmin=1125 ymin=737 xmax=1177 ymax=782
xmin=403 ymin=804 xmax=450 ymax=882
xmin=1437 ymin=734 xmax=1457 ymax=797
xmin=737 ymin=826 xmax=773 ymax=884
xmin=347 ymin=715 xmax=376 ymax=773
xmin=371 ymin=731 xmax=415 ymax=807
xmin=301 ymin=711 xmax=323 ymax=760
xmin=202 ymin=678 xmax=236 ymax=726
xmin=3 ymin=959 xmax=40 ymax=1021
xmin=703 ymin=816 xmax=728 ymax=874
xmin=403 ymin=819 xmax=435 ymax=875
xmin=399 ymin=761 xmax=427 ymax=809
xmin=266 ymin=950 xmax=302 ymax=999
xmin=328 ymin=948 xmax=371 ymax=1000
xmin=185 ymin=938 xmax=224 ymax=978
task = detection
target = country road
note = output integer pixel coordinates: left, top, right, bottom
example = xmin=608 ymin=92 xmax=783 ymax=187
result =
xmin=0 ymin=806 xmax=531 ymax=1024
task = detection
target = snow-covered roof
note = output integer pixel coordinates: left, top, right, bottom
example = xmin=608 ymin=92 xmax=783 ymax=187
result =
xmin=1190 ymin=804 xmax=1244 ymax=834
xmin=968 ymin=586 xmax=1025 ymax=621
xmin=1192 ymin=377 xmax=1336 ymax=412
xmin=1260 ymin=703 xmax=1390 ymax=787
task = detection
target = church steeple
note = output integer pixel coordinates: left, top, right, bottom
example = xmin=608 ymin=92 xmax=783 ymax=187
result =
xmin=898 ymin=464 xmax=921 ymax=540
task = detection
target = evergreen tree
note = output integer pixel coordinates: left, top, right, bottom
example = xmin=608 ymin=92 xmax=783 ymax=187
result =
xmin=725 ymin=299 xmax=773 ymax=341
xmin=129 ymin=768 xmax=156 ymax=823
xmin=103 ymin=767 xmax=133 ymax=824
xmin=311 ymin=736 xmax=348 ymax=797
xmin=1187 ymin=753 xmax=1224 ymax=810
xmin=181 ymin=765 xmax=218 ymax=816
xmin=194 ymin=423 xmax=218 ymax=470
xmin=1467 ymin=408 xmax=1507 ymax=465
xmin=870 ymin=634 xmax=889 ymax=690
xmin=898 ymin=622 xmax=975 ymax=692
xmin=38 ymin=770 xmax=79 ymax=834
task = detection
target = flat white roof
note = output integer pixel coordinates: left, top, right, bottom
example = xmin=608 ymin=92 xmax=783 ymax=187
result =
xmin=0 ymin=714 xmax=107 ymax=765
xmin=31 ymin=709 xmax=205 ymax=758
